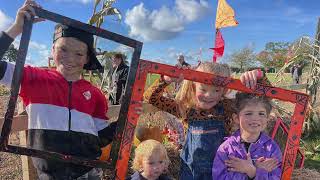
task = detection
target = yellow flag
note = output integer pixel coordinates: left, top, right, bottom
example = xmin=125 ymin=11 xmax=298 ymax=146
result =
xmin=215 ymin=0 xmax=238 ymax=29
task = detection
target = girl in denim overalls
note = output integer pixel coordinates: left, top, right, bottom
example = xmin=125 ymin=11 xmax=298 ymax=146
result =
xmin=144 ymin=62 xmax=265 ymax=179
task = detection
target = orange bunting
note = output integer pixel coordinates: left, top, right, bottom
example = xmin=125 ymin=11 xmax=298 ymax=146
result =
xmin=215 ymin=0 xmax=238 ymax=29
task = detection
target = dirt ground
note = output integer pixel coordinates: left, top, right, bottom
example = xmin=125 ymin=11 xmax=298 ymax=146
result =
xmin=0 ymin=96 xmax=23 ymax=180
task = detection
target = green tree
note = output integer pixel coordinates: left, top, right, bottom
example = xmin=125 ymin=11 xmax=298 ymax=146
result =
xmin=2 ymin=44 xmax=18 ymax=62
xmin=256 ymin=42 xmax=290 ymax=69
xmin=230 ymin=46 xmax=255 ymax=72
xmin=290 ymin=37 xmax=313 ymax=64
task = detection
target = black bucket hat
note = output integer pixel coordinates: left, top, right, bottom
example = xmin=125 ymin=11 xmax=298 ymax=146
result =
xmin=53 ymin=24 xmax=103 ymax=70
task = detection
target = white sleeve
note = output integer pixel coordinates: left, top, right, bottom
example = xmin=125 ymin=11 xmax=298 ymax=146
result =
xmin=0 ymin=62 xmax=15 ymax=87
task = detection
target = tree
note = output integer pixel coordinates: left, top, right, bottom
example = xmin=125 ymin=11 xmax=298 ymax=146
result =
xmin=256 ymin=42 xmax=290 ymax=70
xmin=290 ymin=37 xmax=313 ymax=64
xmin=230 ymin=46 xmax=255 ymax=72
xmin=2 ymin=44 xmax=18 ymax=62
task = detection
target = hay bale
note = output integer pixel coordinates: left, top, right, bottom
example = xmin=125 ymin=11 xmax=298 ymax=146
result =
xmin=137 ymin=111 xmax=170 ymax=129
xmin=165 ymin=144 xmax=180 ymax=180
xmin=292 ymin=168 xmax=320 ymax=180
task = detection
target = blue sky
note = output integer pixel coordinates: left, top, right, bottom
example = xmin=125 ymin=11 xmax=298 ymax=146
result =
xmin=0 ymin=0 xmax=319 ymax=66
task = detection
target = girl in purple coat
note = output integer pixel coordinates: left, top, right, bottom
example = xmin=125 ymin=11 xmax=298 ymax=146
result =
xmin=213 ymin=93 xmax=282 ymax=180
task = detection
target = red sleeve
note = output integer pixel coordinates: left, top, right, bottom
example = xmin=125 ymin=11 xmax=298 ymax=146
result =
xmin=94 ymin=89 xmax=109 ymax=121
xmin=19 ymin=66 xmax=39 ymax=106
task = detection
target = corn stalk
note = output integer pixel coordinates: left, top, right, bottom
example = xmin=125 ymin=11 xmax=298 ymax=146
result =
xmin=86 ymin=0 xmax=121 ymax=84
xmin=275 ymin=34 xmax=320 ymax=134
xmin=88 ymin=0 xmax=121 ymax=48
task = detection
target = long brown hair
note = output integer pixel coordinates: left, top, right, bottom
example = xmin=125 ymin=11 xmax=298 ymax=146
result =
xmin=175 ymin=61 xmax=231 ymax=118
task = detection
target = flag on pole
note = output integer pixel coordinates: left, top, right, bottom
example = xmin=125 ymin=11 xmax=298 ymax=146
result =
xmin=215 ymin=0 xmax=238 ymax=29
xmin=210 ymin=29 xmax=225 ymax=62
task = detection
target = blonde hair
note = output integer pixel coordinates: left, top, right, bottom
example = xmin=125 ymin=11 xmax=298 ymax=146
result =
xmin=175 ymin=61 xmax=231 ymax=116
xmin=132 ymin=139 xmax=170 ymax=171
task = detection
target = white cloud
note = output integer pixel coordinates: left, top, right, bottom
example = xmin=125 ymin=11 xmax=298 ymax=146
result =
xmin=150 ymin=6 xmax=184 ymax=32
xmin=30 ymin=41 xmax=47 ymax=50
xmin=125 ymin=4 xmax=180 ymax=41
xmin=114 ymin=44 xmax=134 ymax=55
xmin=28 ymin=41 xmax=50 ymax=66
xmin=285 ymin=7 xmax=301 ymax=17
xmin=13 ymin=40 xmax=50 ymax=66
xmin=176 ymin=0 xmax=209 ymax=22
xmin=167 ymin=47 xmax=178 ymax=59
xmin=0 ymin=10 xmax=13 ymax=31
xmin=125 ymin=0 xmax=210 ymax=41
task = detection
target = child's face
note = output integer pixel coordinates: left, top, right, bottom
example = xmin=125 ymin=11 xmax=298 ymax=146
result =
xmin=194 ymin=82 xmax=224 ymax=110
xmin=52 ymin=37 xmax=88 ymax=77
xmin=141 ymin=154 xmax=167 ymax=180
xmin=237 ymin=102 xmax=268 ymax=135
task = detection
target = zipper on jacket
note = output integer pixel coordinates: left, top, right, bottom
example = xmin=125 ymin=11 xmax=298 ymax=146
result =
xmin=241 ymin=143 xmax=255 ymax=180
xmin=67 ymin=81 xmax=72 ymax=180
xmin=68 ymin=81 xmax=72 ymax=131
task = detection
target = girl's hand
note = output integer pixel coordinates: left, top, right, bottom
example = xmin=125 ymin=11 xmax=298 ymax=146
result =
xmin=255 ymin=157 xmax=278 ymax=172
xmin=240 ymin=69 xmax=263 ymax=89
xmin=163 ymin=73 xmax=184 ymax=84
xmin=133 ymin=101 xmax=143 ymax=115
xmin=225 ymin=153 xmax=256 ymax=178
xmin=6 ymin=0 xmax=45 ymax=38
xmin=162 ymin=64 xmax=188 ymax=84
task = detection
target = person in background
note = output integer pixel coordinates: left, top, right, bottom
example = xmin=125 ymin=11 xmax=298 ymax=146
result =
xmin=173 ymin=54 xmax=190 ymax=92
xmin=108 ymin=53 xmax=129 ymax=105
xmin=176 ymin=55 xmax=191 ymax=68
xmin=297 ymin=62 xmax=304 ymax=84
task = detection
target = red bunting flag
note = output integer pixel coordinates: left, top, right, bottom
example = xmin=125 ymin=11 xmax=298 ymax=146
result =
xmin=210 ymin=29 xmax=225 ymax=62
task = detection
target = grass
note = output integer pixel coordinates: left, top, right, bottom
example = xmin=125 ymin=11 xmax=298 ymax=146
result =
xmin=305 ymin=157 xmax=320 ymax=171
xmin=266 ymin=73 xmax=292 ymax=84
xmin=302 ymin=131 xmax=320 ymax=171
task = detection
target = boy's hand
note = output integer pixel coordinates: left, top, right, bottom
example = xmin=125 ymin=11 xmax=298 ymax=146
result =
xmin=240 ymin=69 xmax=263 ymax=89
xmin=6 ymin=0 xmax=45 ymax=38
xmin=225 ymin=153 xmax=256 ymax=178
xmin=255 ymin=157 xmax=278 ymax=172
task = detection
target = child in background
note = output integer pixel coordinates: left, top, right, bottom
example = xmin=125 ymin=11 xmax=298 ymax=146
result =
xmin=212 ymin=93 xmax=282 ymax=179
xmin=127 ymin=139 xmax=171 ymax=180
xmin=144 ymin=62 xmax=265 ymax=179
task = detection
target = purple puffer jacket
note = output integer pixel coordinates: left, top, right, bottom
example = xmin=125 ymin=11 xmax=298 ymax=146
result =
xmin=212 ymin=130 xmax=282 ymax=180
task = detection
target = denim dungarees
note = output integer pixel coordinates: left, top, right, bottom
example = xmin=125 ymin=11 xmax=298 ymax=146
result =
xmin=180 ymin=107 xmax=225 ymax=180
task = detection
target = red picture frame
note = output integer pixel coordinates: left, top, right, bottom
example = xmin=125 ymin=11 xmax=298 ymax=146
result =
xmin=115 ymin=59 xmax=309 ymax=180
